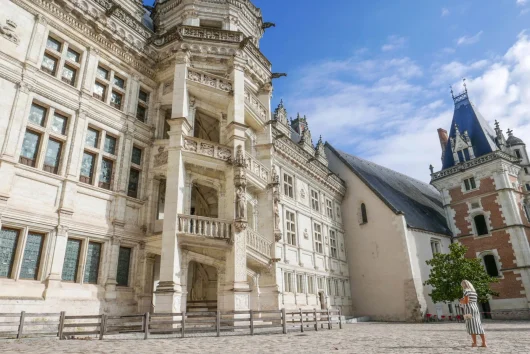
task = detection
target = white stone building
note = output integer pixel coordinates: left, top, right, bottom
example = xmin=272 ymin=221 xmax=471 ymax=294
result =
xmin=0 ymin=0 xmax=352 ymax=316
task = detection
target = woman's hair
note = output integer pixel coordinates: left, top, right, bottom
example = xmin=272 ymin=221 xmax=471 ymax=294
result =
xmin=461 ymin=280 xmax=476 ymax=292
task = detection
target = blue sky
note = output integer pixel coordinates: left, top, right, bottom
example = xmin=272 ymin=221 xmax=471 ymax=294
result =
xmin=145 ymin=0 xmax=530 ymax=182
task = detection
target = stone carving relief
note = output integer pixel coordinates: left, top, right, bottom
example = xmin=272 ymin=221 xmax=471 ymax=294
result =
xmin=163 ymin=80 xmax=173 ymax=95
xmin=154 ymin=146 xmax=168 ymax=167
xmin=184 ymin=138 xmax=198 ymax=152
xmin=233 ymin=146 xmax=248 ymax=233
xmin=234 ymin=293 xmax=250 ymax=310
xmin=300 ymin=188 xmax=306 ymax=199
xmin=270 ymin=167 xmax=282 ymax=242
xmin=1 ymin=19 xmax=19 ymax=45
xmin=273 ymin=100 xmax=288 ymax=126
xmin=303 ymin=229 xmax=309 ymax=239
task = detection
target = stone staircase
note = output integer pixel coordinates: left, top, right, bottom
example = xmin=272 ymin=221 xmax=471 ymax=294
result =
xmin=186 ymin=300 xmax=218 ymax=313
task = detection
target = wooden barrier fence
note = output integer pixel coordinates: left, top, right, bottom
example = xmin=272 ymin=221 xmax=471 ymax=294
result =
xmin=0 ymin=308 xmax=342 ymax=340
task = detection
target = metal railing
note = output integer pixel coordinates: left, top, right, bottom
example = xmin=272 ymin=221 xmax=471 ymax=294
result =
xmin=0 ymin=309 xmax=343 ymax=340
xmin=177 ymin=214 xmax=233 ymax=241
xmin=247 ymin=228 xmax=272 ymax=258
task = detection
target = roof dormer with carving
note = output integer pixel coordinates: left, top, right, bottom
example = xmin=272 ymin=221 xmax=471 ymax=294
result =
xmin=315 ymin=136 xmax=328 ymax=166
xmin=273 ymin=100 xmax=290 ymax=136
xmin=291 ymin=114 xmax=315 ymax=155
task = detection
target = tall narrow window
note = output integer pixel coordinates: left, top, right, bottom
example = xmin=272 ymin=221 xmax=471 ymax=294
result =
xmin=311 ymin=190 xmax=320 ymax=211
xmin=330 ymin=229 xmax=337 ymax=258
xmin=285 ymin=210 xmax=296 ymax=246
xmin=361 ymin=203 xmax=368 ymax=224
xmin=326 ymin=199 xmax=333 ymax=219
xmin=430 ymin=239 xmax=441 ymax=256
xmin=296 ymin=274 xmax=305 ymax=293
xmin=128 ymin=146 xmax=142 ymax=198
xmin=515 ymin=149 xmax=522 ymax=159
xmin=20 ymin=130 xmax=41 ymax=167
xmin=19 ymin=232 xmax=44 ymax=280
xmin=0 ymin=228 xmax=20 ymax=278
xmin=116 ymin=247 xmax=131 ymax=286
xmin=99 ymin=158 xmax=113 ymax=190
xmin=308 ymin=276 xmax=315 ymax=294
xmin=474 ymin=215 xmax=488 ymax=236
xmin=314 ymin=223 xmax=323 ymax=254
xmin=137 ymin=89 xmax=149 ymax=123
xmin=43 ymin=139 xmax=63 ymax=174
xmin=83 ymin=242 xmax=101 ymax=284
xmin=318 ymin=277 xmax=324 ymax=291
xmin=283 ymin=272 xmax=293 ymax=292
xmin=464 ymin=177 xmax=477 ymax=191
xmin=61 ymin=238 xmax=81 ymax=282
xmin=80 ymin=152 xmax=95 ymax=184
xmin=327 ymin=278 xmax=332 ymax=295
xmin=283 ymin=173 xmax=293 ymax=198
xmin=483 ymin=254 xmax=500 ymax=277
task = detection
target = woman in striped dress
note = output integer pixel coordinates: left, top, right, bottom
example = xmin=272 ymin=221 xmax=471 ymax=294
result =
xmin=459 ymin=280 xmax=487 ymax=348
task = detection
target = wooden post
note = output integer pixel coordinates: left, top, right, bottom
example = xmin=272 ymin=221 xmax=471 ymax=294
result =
xmin=216 ymin=310 xmax=221 ymax=337
xmin=144 ymin=312 xmax=149 ymax=340
xmin=339 ymin=308 xmax=343 ymax=329
xmin=17 ymin=311 xmax=25 ymax=339
xmin=314 ymin=309 xmax=318 ymax=331
xmin=181 ymin=312 xmax=186 ymax=338
xmin=249 ymin=310 xmax=254 ymax=335
xmin=58 ymin=311 xmax=66 ymax=339
xmin=282 ymin=308 xmax=287 ymax=334
xmin=299 ymin=309 xmax=304 ymax=332
xmin=99 ymin=314 xmax=106 ymax=340
xmin=327 ymin=309 xmax=331 ymax=330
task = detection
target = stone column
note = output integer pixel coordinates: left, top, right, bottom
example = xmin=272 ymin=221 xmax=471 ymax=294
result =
xmin=81 ymin=47 xmax=99 ymax=95
xmin=154 ymin=51 xmax=191 ymax=313
xmin=219 ymin=53 xmax=251 ymax=312
xmin=105 ymin=235 xmax=121 ymax=300
xmin=26 ymin=14 xmax=48 ymax=67
xmin=43 ymin=226 xmax=69 ymax=298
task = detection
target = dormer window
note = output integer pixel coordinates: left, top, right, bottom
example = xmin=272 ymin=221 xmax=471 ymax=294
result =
xmin=457 ymin=148 xmax=471 ymax=162
xmin=515 ymin=149 xmax=522 ymax=159
xmin=464 ymin=177 xmax=477 ymax=191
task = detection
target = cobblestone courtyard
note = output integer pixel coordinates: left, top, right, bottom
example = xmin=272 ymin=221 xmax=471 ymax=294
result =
xmin=1 ymin=321 xmax=529 ymax=353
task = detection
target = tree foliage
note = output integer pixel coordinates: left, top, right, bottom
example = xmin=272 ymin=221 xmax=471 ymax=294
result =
xmin=424 ymin=243 xmax=499 ymax=303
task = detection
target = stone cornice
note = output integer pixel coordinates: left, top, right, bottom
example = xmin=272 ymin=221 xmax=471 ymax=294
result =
xmin=92 ymin=0 xmax=154 ymax=39
xmin=272 ymin=128 xmax=346 ymax=196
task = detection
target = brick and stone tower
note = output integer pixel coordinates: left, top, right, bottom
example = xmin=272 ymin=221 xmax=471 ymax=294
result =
xmin=430 ymin=85 xmax=530 ymax=319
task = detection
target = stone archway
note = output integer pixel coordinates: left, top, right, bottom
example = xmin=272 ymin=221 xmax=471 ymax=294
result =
xmin=186 ymin=261 xmax=218 ymax=311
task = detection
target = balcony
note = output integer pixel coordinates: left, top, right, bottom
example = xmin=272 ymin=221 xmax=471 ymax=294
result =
xmin=187 ymin=67 xmax=233 ymax=94
xmin=244 ymin=89 xmax=268 ymax=125
xmin=244 ymin=151 xmax=270 ymax=189
xmin=246 ymin=228 xmax=273 ymax=266
xmin=178 ymin=214 xmax=232 ymax=242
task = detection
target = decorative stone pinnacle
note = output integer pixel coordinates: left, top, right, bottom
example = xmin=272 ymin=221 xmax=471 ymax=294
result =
xmin=507 ymin=129 xmax=513 ymax=137
xmin=495 ymin=120 xmax=500 ymax=130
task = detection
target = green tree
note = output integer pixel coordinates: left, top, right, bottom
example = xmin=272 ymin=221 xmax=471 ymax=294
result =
xmin=424 ymin=243 xmax=499 ymax=303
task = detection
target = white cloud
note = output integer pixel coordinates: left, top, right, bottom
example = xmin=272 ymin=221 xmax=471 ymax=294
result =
xmin=517 ymin=0 xmax=527 ymax=6
xmin=381 ymin=35 xmax=407 ymax=52
xmin=441 ymin=8 xmax=450 ymax=17
xmin=456 ymin=31 xmax=483 ymax=46
xmin=281 ymin=32 xmax=530 ymax=183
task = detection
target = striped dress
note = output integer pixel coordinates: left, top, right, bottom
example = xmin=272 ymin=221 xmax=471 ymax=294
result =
xmin=463 ymin=289 xmax=485 ymax=335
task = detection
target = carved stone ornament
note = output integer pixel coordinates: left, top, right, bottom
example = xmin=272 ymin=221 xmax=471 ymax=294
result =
xmin=273 ymin=100 xmax=288 ymax=126
xmin=234 ymin=145 xmax=247 ymax=168
xmin=274 ymin=231 xmax=282 ymax=242
xmin=154 ymin=146 xmax=168 ymax=167
xmin=325 ymin=236 xmax=329 ymax=245
xmin=1 ymin=19 xmax=19 ymax=45
xmin=300 ymin=188 xmax=306 ymax=199
xmin=234 ymin=220 xmax=248 ymax=233
xmin=303 ymin=229 xmax=309 ymax=239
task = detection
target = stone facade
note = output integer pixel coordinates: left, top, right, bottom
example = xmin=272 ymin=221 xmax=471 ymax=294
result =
xmin=0 ymin=0 xmax=351 ymax=316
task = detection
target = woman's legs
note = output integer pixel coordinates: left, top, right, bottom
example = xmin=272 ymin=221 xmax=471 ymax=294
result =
xmin=471 ymin=334 xmax=477 ymax=346
xmin=479 ymin=334 xmax=487 ymax=347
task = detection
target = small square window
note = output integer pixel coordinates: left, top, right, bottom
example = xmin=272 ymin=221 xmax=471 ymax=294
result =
xmin=51 ymin=113 xmax=68 ymax=135
xmin=85 ymin=128 xmax=99 ymax=148
xmin=97 ymin=66 xmax=109 ymax=80
xmin=61 ymin=64 xmax=77 ymax=86
xmin=46 ymin=37 xmax=61 ymax=52
xmin=139 ymin=90 xmax=149 ymax=103
xmin=28 ymin=104 xmax=47 ymax=127
xmin=41 ymin=54 xmax=58 ymax=76
xmin=131 ymin=147 xmax=142 ymax=165
xmin=104 ymin=135 xmax=117 ymax=155
xmin=113 ymin=75 xmax=125 ymax=89
xmin=93 ymin=82 xmax=106 ymax=101
xmin=110 ymin=91 xmax=123 ymax=110
xmin=66 ymin=48 xmax=80 ymax=63
xmin=464 ymin=177 xmax=476 ymax=191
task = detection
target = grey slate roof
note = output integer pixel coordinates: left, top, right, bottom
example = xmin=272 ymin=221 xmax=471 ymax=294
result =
xmin=326 ymin=144 xmax=452 ymax=236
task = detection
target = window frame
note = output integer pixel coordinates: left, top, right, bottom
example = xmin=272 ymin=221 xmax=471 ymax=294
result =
xmin=473 ymin=214 xmax=489 ymax=236
xmin=329 ymin=229 xmax=338 ymax=258
xmin=283 ymin=172 xmax=294 ymax=198
xmin=314 ymin=222 xmax=323 ymax=254
xmin=128 ymin=145 xmax=143 ymax=199
xmin=310 ymin=189 xmax=320 ymax=212
xmin=40 ymin=33 xmax=83 ymax=88
xmin=136 ymin=87 xmax=150 ymax=123
xmin=430 ymin=239 xmax=442 ymax=256
xmin=61 ymin=237 xmax=104 ymax=284
xmin=296 ymin=273 xmax=305 ymax=294
xmin=482 ymin=254 xmax=500 ymax=277
xmin=93 ymin=62 xmax=128 ymax=111
xmin=326 ymin=199 xmax=334 ymax=219
xmin=463 ymin=177 xmax=477 ymax=191
xmin=283 ymin=271 xmax=294 ymax=293
xmin=285 ymin=210 xmax=297 ymax=246
xmin=360 ymin=203 xmax=368 ymax=224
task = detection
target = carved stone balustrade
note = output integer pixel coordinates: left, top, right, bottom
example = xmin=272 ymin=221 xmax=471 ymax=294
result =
xmin=182 ymin=136 xmax=232 ymax=161
xmin=178 ymin=214 xmax=233 ymax=242
xmin=244 ymin=89 xmax=268 ymax=123
xmin=179 ymin=25 xmax=243 ymax=43
xmin=244 ymin=151 xmax=270 ymax=184
xmin=246 ymin=228 xmax=272 ymax=258
xmin=187 ymin=68 xmax=233 ymax=93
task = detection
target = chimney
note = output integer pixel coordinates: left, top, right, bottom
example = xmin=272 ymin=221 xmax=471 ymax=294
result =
xmin=437 ymin=128 xmax=448 ymax=162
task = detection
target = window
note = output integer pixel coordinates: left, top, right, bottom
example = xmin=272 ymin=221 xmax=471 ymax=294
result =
xmin=311 ymin=189 xmax=320 ymax=211
xmin=283 ymin=173 xmax=293 ymax=198
xmin=136 ymin=89 xmax=149 ymax=122
xmin=329 ymin=229 xmax=337 ymax=258
xmin=0 ymin=228 xmax=20 ymax=278
xmin=525 ymin=167 xmax=529 ymax=175
xmin=526 ymin=184 xmax=530 ymax=191
xmin=361 ymin=203 xmax=368 ymax=224
xmin=94 ymin=64 xmax=127 ymax=111
xmin=283 ymin=272 xmax=293 ymax=292
xmin=116 ymin=247 xmax=132 ymax=286
xmin=317 ymin=277 xmax=324 ymax=291
xmin=296 ymin=274 xmax=305 ymax=293
xmin=19 ymin=103 xmax=69 ymax=174
xmin=285 ymin=210 xmax=296 ymax=246
xmin=515 ymin=149 xmax=522 ymax=159
xmin=430 ymin=239 xmax=441 ymax=256
xmin=483 ymin=254 xmax=500 ymax=277
xmin=474 ymin=215 xmax=489 ymax=236
xmin=83 ymin=242 xmax=101 ymax=284
xmin=41 ymin=35 xmax=81 ymax=87
xmin=335 ymin=280 xmax=340 ymax=296
xmin=61 ymin=238 xmax=81 ymax=282
xmin=326 ymin=199 xmax=333 ymax=219
xmin=80 ymin=127 xmax=118 ymax=189
xmin=128 ymin=147 xmax=143 ymax=198
xmin=327 ymin=278 xmax=332 ymax=295
xmin=308 ymin=276 xmax=315 ymax=294
xmin=314 ymin=223 xmax=323 ymax=254
xmin=19 ymin=232 xmax=44 ymax=280
xmin=464 ymin=177 xmax=477 ymax=191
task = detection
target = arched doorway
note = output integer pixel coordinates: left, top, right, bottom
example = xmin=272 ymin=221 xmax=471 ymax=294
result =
xmin=186 ymin=261 xmax=218 ymax=312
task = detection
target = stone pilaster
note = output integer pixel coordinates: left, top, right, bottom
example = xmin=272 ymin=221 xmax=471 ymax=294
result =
xmin=43 ymin=225 xmax=69 ymax=298
xmin=105 ymin=235 xmax=121 ymax=300
xmin=81 ymin=47 xmax=99 ymax=95
xmin=25 ymin=14 xmax=48 ymax=67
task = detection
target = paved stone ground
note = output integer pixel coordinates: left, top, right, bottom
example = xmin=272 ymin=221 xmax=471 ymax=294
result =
xmin=1 ymin=321 xmax=529 ymax=353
